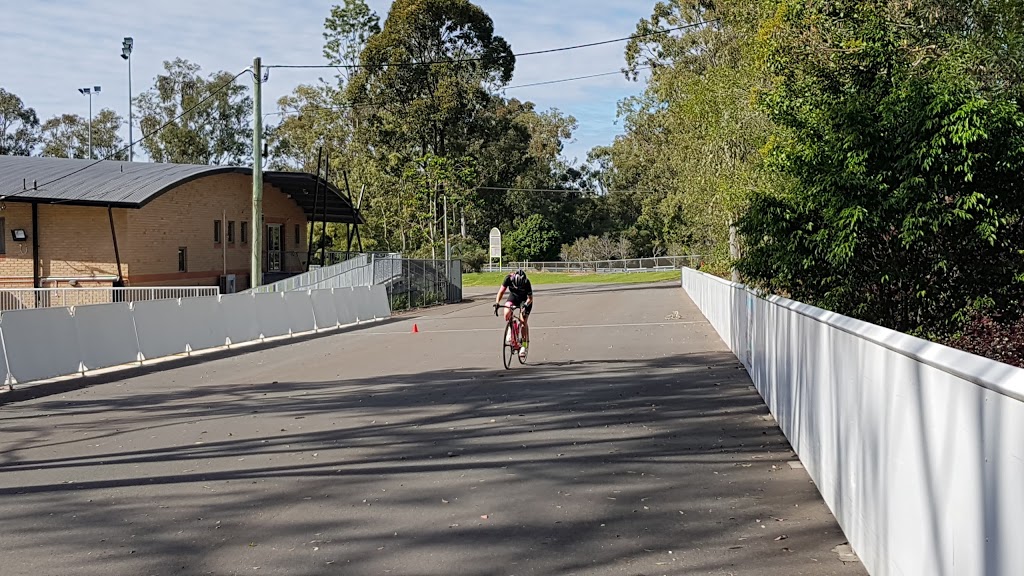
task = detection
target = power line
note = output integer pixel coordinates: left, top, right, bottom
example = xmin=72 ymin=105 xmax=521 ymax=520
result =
xmin=7 ymin=69 xmax=251 ymax=199
xmin=261 ymin=65 xmax=652 ymax=120
xmin=265 ymin=21 xmax=718 ymax=70
xmin=476 ymin=186 xmax=654 ymax=195
xmin=503 ymin=66 xmax=650 ymax=90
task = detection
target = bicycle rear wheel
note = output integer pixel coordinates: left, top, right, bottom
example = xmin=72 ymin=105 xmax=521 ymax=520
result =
xmin=503 ymin=319 xmax=516 ymax=369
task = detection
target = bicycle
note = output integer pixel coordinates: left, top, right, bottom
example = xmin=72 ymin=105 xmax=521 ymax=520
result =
xmin=494 ymin=303 xmax=527 ymax=369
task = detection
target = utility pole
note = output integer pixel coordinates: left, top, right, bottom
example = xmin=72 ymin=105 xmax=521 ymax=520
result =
xmin=250 ymin=57 xmax=263 ymax=289
xmin=443 ymin=194 xmax=450 ymax=261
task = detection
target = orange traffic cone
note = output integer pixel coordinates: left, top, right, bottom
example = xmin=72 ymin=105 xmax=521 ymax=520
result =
xmin=412 ymin=324 xmax=419 ymax=333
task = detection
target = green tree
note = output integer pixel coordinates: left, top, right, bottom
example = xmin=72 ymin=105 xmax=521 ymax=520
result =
xmin=583 ymin=0 xmax=773 ymax=266
xmin=40 ymin=110 xmax=125 ymax=160
xmin=0 ymin=88 xmax=40 ymax=156
xmin=506 ymin=213 xmax=560 ymax=261
xmin=89 ymin=109 xmax=127 ymax=160
xmin=323 ymin=0 xmax=382 ymax=85
xmin=40 ymin=114 xmax=87 ymax=158
xmin=346 ymin=0 xmax=514 ymax=162
xmin=135 ymin=58 xmax=252 ymax=165
xmin=267 ymin=84 xmax=350 ymax=172
xmin=402 ymin=153 xmax=477 ymax=258
xmin=738 ymin=0 xmax=1024 ymax=334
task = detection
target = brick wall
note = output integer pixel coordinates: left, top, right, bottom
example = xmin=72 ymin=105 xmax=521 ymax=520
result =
xmin=0 ymin=203 xmax=127 ymax=288
xmin=0 ymin=172 xmax=309 ymax=289
xmin=0 ymin=203 xmax=35 ymax=286
xmin=41 ymin=204 xmax=127 ymax=282
xmin=123 ymin=173 xmax=308 ymax=288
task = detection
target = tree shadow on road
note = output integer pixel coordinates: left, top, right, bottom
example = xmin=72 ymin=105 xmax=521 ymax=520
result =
xmin=0 ymin=352 xmax=861 ymax=576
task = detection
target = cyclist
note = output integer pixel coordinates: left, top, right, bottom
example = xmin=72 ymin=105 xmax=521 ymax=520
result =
xmin=494 ymin=268 xmax=533 ymax=359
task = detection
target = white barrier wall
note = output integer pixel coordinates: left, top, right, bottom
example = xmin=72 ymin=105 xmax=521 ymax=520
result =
xmin=221 ymin=294 xmax=261 ymax=345
xmin=179 ymin=296 xmax=229 ymax=352
xmin=3 ymin=307 xmax=81 ymax=383
xmin=74 ymin=303 xmax=141 ymax=371
xmin=310 ymin=290 xmax=339 ymax=330
xmin=681 ymin=268 xmax=1024 ymax=576
xmin=0 ymin=284 xmax=392 ymax=387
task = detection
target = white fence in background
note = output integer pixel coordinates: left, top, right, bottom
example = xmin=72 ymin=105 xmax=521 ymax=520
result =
xmin=0 ymin=285 xmax=391 ymax=388
xmin=486 ymin=256 xmax=702 ymax=273
xmin=681 ymin=267 xmax=1024 ymax=576
xmin=0 ymin=286 xmax=219 ymax=312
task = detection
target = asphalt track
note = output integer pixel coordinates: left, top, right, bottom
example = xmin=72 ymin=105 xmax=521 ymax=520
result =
xmin=0 ymin=282 xmax=866 ymax=576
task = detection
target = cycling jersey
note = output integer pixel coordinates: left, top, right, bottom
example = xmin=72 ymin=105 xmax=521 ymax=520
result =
xmin=502 ymin=274 xmax=533 ymax=301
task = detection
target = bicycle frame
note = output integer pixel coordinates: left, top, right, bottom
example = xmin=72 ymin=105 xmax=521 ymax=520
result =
xmin=508 ymin=307 xmax=523 ymax=348
xmin=496 ymin=303 xmax=527 ymax=369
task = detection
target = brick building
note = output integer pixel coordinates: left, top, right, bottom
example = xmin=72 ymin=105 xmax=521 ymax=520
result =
xmin=0 ymin=156 xmax=362 ymax=291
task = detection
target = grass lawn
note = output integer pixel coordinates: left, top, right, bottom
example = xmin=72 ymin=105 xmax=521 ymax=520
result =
xmin=461 ymin=270 xmax=681 ymax=287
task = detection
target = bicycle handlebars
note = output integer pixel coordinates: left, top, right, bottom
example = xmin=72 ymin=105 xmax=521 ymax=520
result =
xmin=494 ymin=302 xmax=520 ymax=317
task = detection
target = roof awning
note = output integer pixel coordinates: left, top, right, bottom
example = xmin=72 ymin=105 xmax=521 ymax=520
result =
xmin=0 ymin=156 xmax=363 ymax=225
xmin=263 ymin=172 xmax=363 ymax=225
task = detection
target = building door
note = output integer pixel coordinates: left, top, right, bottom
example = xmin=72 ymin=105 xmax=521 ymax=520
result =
xmin=267 ymin=224 xmax=283 ymax=272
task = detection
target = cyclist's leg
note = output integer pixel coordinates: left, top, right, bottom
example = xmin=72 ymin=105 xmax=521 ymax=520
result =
xmin=503 ymin=300 xmax=516 ymax=345
xmin=520 ymin=301 xmax=533 ymax=346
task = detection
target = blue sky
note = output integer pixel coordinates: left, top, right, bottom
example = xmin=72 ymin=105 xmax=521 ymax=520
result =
xmin=0 ymin=1 xmax=655 ymax=164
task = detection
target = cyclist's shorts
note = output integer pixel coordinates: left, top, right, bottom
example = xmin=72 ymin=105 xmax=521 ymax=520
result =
xmin=506 ymin=295 xmax=533 ymax=317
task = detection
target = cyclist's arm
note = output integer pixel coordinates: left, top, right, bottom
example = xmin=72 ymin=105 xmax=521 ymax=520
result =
xmin=495 ymin=284 xmax=507 ymax=305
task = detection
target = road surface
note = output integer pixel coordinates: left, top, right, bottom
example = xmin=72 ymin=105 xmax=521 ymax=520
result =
xmin=0 ymin=281 xmax=865 ymax=575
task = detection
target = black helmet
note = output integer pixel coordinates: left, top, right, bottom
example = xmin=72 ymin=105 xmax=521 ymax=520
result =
xmin=510 ymin=268 xmax=527 ymax=289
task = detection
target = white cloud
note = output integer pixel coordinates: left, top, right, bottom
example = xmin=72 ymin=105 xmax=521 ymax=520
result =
xmin=0 ymin=0 xmax=653 ymax=163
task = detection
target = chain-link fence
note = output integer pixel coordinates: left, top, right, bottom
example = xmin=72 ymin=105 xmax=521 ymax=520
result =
xmin=384 ymin=259 xmax=463 ymax=312
xmin=248 ymin=254 xmax=463 ymax=312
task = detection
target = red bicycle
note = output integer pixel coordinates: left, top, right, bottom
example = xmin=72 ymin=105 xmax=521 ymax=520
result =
xmin=494 ymin=303 xmax=527 ymax=369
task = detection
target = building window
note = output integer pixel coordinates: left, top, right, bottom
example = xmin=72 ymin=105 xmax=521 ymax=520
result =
xmin=228 ymin=221 xmax=235 ymax=244
xmin=214 ymin=220 xmax=222 ymax=243
xmin=241 ymin=221 xmax=248 ymax=244
xmin=295 ymin=224 xmax=301 ymax=246
xmin=0 ymin=218 xmax=6 ymax=255
xmin=178 ymin=247 xmax=188 ymax=272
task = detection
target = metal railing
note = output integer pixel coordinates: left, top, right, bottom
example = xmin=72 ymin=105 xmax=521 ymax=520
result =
xmin=250 ymin=253 xmax=403 ymax=293
xmin=249 ymin=252 xmax=463 ymax=312
xmin=319 ymin=251 xmax=396 ymax=267
xmin=384 ymin=259 xmax=462 ymax=311
xmin=485 ymin=256 xmax=703 ymax=273
xmin=0 ymin=286 xmax=220 ymax=312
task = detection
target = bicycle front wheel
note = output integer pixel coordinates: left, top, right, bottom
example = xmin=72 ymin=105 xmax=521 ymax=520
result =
xmin=503 ymin=320 xmax=516 ymax=369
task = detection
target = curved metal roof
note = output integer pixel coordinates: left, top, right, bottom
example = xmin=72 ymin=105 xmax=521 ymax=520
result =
xmin=0 ymin=156 xmax=362 ymax=224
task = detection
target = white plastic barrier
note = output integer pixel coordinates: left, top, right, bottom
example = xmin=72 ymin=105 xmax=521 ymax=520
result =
xmin=133 ymin=299 xmax=189 ymax=360
xmin=334 ymin=289 xmax=358 ymax=325
xmin=220 ymin=293 xmax=261 ymax=345
xmin=348 ymin=286 xmax=372 ymax=322
xmin=310 ymin=290 xmax=339 ymax=330
xmin=74 ymin=302 xmax=141 ymax=371
xmin=681 ymin=268 xmax=1024 ymax=576
xmin=284 ymin=291 xmax=316 ymax=335
xmin=0 ymin=284 xmax=392 ymax=387
xmin=368 ymin=285 xmax=391 ymax=320
xmin=254 ymin=292 xmax=291 ymax=339
xmin=0 ymin=330 xmax=9 ymax=385
xmin=2 ymin=307 xmax=81 ymax=383
xmin=179 ymin=296 xmax=228 ymax=352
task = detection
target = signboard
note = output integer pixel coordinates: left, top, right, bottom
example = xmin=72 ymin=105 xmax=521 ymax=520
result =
xmin=489 ymin=227 xmax=502 ymax=258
